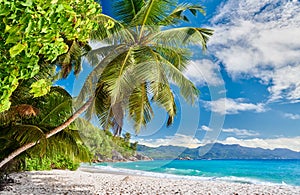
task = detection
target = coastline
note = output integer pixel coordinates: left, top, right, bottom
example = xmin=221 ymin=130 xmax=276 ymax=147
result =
xmin=1 ymin=167 xmax=300 ymax=194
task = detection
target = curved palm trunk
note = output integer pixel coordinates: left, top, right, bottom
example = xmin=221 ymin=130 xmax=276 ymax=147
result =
xmin=0 ymin=97 xmax=93 ymax=169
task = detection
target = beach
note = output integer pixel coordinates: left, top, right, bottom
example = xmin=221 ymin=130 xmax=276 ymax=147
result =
xmin=1 ymin=167 xmax=300 ymax=195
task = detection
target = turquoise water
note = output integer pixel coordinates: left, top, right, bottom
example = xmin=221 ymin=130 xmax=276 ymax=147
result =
xmin=92 ymin=160 xmax=300 ymax=186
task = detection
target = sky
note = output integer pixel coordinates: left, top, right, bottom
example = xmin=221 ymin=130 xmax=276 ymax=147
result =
xmin=57 ymin=0 xmax=300 ymax=152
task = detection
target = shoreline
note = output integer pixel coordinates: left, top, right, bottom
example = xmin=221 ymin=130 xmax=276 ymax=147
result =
xmin=1 ymin=167 xmax=300 ymax=194
xmin=83 ymin=162 xmax=299 ymax=187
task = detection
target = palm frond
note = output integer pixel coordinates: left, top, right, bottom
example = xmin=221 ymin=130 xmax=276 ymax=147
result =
xmin=160 ymin=3 xmax=206 ymax=25
xmin=152 ymin=45 xmax=191 ymax=70
xmin=57 ymin=41 xmax=91 ymax=78
xmin=150 ymin=82 xmax=176 ymax=126
xmin=131 ymin=0 xmax=175 ymax=26
xmin=85 ymin=45 xmax=121 ymax=66
xmin=94 ymin=82 xmax=111 ymax=128
xmin=76 ymin=45 xmax=129 ymax=106
xmin=101 ymin=48 xmax=136 ymax=104
xmin=46 ymin=128 xmax=91 ymax=162
xmin=152 ymin=27 xmax=214 ymax=50
xmin=39 ymin=100 xmax=72 ymax=125
xmin=110 ymin=102 xmax=124 ymax=136
xmin=128 ymin=83 xmax=153 ymax=133
xmin=3 ymin=125 xmax=47 ymax=152
xmin=91 ymin=14 xmax=135 ymax=43
xmin=33 ymin=87 xmax=73 ymax=126
xmin=93 ymin=82 xmax=124 ymax=136
xmin=157 ymin=54 xmax=200 ymax=104
xmin=113 ymin=0 xmax=145 ymax=24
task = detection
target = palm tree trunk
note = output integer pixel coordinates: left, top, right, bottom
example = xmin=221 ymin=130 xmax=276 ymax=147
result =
xmin=0 ymin=97 xmax=93 ymax=169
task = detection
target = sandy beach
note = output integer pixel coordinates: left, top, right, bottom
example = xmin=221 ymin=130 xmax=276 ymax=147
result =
xmin=1 ymin=167 xmax=300 ymax=195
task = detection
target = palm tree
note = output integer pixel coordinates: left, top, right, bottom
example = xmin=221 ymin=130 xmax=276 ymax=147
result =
xmin=83 ymin=0 xmax=213 ymax=135
xmin=0 ymin=0 xmax=212 ymax=168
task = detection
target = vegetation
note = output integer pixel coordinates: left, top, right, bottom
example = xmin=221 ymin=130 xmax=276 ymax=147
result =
xmin=82 ymin=0 xmax=213 ymax=136
xmin=76 ymin=118 xmax=137 ymax=160
xmin=0 ymin=65 xmax=91 ymax=171
xmin=0 ymin=0 xmax=213 ymax=169
xmin=0 ymin=0 xmax=101 ymax=112
xmin=24 ymin=154 xmax=81 ymax=171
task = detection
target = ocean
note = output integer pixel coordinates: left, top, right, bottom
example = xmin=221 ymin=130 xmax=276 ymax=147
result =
xmin=90 ymin=159 xmax=300 ymax=186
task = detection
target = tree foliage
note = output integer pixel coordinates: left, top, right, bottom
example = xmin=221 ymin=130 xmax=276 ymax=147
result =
xmin=0 ymin=74 xmax=92 ymax=171
xmin=76 ymin=118 xmax=137 ymax=160
xmin=82 ymin=0 xmax=213 ymax=135
xmin=0 ymin=0 xmax=101 ymax=112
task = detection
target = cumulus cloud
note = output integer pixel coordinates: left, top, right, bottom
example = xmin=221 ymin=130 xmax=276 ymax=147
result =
xmin=183 ymin=60 xmax=223 ymax=86
xmin=135 ymin=134 xmax=202 ymax=148
xmin=135 ymin=133 xmax=300 ymax=152
xmin=209 ymin=0 xmax=300 ymax=102
xmin=219 ymin=136 xmax=300 ymax=152
xmin=201 ymin=125 xmax=213 ymax=132
xmin=222 ymin=128 xmax=260 ymax=137
xmin=267 ymin=66 xmax=300 ymax=102
xmin=283 ymin=113 xmax=300 ymax=120
xmin=203 ymin=98 xmax=266 ymax=115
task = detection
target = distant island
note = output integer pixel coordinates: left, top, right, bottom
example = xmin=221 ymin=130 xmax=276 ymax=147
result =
xmin=137 ymin=143 xmax=300 ymax=160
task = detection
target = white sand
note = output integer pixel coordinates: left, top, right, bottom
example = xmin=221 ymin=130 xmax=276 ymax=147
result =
xmin=1 ymin=168 xmax=300 ymax=195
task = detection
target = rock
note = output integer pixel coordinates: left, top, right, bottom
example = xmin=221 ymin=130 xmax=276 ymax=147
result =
xmin=112 ymin=150 xmax=126 ymax=162
xmin=135 ymin=153 xmax=153 ymax=161
xmin=91 ymin=150 xmax=152 ymax=163
xmin=122 ymin=176 xmax=131 ymax=182
xmin=127 ymin=156 xmax=138 ymax=161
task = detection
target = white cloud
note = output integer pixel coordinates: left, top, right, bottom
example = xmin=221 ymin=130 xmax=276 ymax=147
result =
xmin=222 ymin=128 xmax=260 ymax=137
xmin=183 ymin=60 xmax=223 ymax=86
xmin=201 ymin=125 xmax=213 ymax=132
xmin=135 ymin=134 xmax=202 ymax=148
xmin=209 ymin=0 xmax=300 ymax=102
xmin=203 ymin=98 xmax=266 ymax=115
xmin=136 ymin=133 xmax=300 ymax=152
xmin=219 ymin=136 xmax=300 ymax=152
xmin=267 ymin=65 xmax=300 ymax=102
xmin=283 ymin=113 xmax=300 ymax=120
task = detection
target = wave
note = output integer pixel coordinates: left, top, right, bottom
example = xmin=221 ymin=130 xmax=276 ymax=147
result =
xmin=83 ymin=164 xmax=290 ymax=186
xmin=165 ymin=167 xmax=201 ymax=175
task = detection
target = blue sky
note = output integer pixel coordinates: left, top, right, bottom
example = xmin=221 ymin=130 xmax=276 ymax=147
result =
xmin=57 ymin=0 xmax=300 ymax=151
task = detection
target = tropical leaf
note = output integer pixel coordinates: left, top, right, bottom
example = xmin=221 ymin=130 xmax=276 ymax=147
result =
xmin=157 ymin=54 xmax=200 ymax=104
xmin=113 ymin=0 xmax=145 ymax=24
xmin=160 ymin=3 xmax=206 ymax=25
xmin=76 ymin=45 xmax=129 ymax=106
xmin=91 ymin=14 xmax=135 ymax=43
xmin=85 ymin=45 xmax=121 ymax=66
xmin=152 ymin=27 xmax=214 ymax=50
xmin=131 ymin=0 xmax=174 ymax=27
xmin=128 ymin=83 xmax=153 ymax=133
xmin=151 ymin=82 xmax=176 ymax=126
xmin=57 ymin=41 xmax=92 ymax=78
xmin=152 ymin=45 xmax=191 ymax=70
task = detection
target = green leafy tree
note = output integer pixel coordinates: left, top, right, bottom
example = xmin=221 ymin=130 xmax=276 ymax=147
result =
xmin=0 ymin=0 xmax=213 ymax=168
xmin=75 ymin=118 xmax=137 ymax=160
xmin=123 ymin=132 xmax=131 ymax=143
xmin=0 ymin=73 xmax=91 ymax=171
xmin=131 ymin=141 xmax=138 ymax=151
xmin=0 ymin=0 xmax=101 ymax=112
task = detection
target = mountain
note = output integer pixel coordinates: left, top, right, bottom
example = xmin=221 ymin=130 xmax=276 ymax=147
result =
xmin=137 ymin=143 xmax=300 ymax=160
